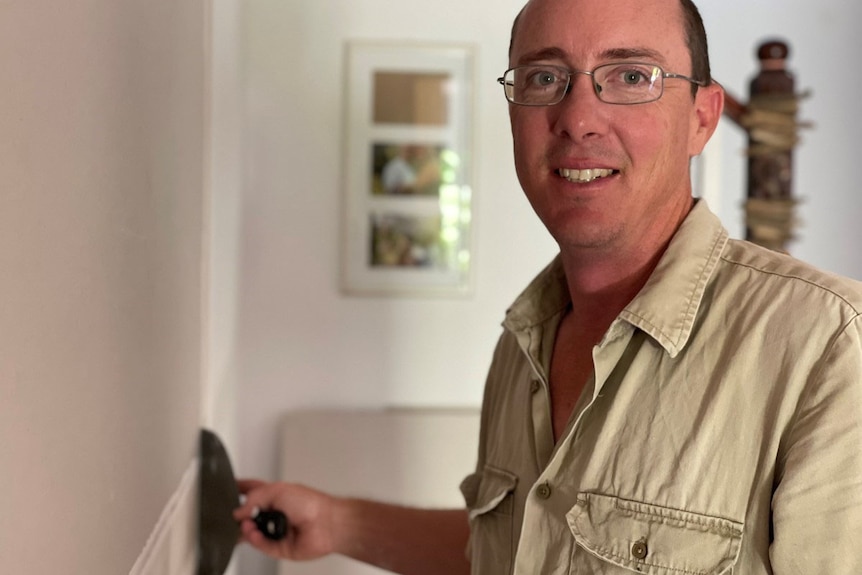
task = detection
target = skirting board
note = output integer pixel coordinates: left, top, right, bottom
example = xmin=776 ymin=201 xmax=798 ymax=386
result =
xmin=128 ymin=459 xmax=201 ymax=575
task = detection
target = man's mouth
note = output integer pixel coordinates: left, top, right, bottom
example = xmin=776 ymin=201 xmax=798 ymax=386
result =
xmin=557 ymin=168 xmax=618 ymax=184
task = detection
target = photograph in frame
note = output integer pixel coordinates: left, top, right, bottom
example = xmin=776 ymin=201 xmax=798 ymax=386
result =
xmin=341 ymin=42 xmax=474 ymax=297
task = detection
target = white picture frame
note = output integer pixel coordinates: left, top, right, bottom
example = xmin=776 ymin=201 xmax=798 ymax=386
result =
xmin=341 ymin=42 xmax=475 ymax=297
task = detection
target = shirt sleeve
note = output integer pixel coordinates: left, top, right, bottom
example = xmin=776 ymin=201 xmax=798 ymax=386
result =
xmin=770 ymin=313 xmax=862 ymax=573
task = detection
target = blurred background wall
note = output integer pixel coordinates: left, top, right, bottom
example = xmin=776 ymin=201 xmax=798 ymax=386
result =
xmin=224 ymin=1 xmax=861 ymax=574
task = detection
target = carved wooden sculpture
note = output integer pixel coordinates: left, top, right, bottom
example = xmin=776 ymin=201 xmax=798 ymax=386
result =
xmin=722 ymin=40 xmax=811 ymax=252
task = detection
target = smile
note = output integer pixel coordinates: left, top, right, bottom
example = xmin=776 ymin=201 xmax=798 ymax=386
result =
xmin=558 ymin=168 xmax=617 ymax=184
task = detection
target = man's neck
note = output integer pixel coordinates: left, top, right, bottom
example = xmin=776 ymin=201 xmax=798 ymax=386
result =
xmin=558 ymin=196 xmax=695 ymax=332
xmin=559 ymin=250 xmax=658 ymax=334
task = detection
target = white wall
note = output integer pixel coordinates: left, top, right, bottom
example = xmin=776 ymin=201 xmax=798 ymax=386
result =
xmin=0 ymin=1 xmax=207 ymax=574
xmin=229 ymin=2 xmax=862 ymax=574
xmin=207 ymin=0 xmax=244 ymax=450
xmin=235 ymin=0 xmax=544 ymax=472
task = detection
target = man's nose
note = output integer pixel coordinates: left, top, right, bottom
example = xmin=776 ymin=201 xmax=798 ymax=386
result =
xmin=550 ymin=73 xmax=605 ymax=140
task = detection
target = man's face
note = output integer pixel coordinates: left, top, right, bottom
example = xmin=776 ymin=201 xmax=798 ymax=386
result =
xmin=508 ymin=0 xmax=720 ymax=255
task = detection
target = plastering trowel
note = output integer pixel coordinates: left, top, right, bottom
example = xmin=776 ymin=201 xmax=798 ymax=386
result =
xmin=198 ymin=428 xmax=289 ymax=575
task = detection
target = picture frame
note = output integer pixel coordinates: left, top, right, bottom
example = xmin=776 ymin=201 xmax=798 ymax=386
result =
xmin=341 ymin=41 xmax=475 ymax=297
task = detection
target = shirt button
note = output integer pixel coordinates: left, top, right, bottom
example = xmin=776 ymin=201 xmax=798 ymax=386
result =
xmin=631 ymin=540 xmax=648 ymax=560
xmin=536 ymin=482 xmax=552 ymax=499
xmin=530 ymin=380 xmax=541 ymax=393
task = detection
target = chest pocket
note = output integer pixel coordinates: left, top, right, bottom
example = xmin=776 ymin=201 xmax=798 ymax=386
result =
xmin=567 ymin=492 xmax=743 ymax=575
xmin=460 ymin=465 xmax=518 ymax=575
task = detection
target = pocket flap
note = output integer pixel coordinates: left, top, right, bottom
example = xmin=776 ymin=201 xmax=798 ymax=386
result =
xmin=460 ymin=466 xmax=518 ymax=520
xmin=567 ymin=493 xmax=743 ymax=575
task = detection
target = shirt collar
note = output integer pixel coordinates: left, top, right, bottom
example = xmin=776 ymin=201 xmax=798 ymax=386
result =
xmin=503 ymin=201 xmax=728 ymax=358
xmin=502 ymin=255 xmax=570 ymax=333
xmin=620 ymin=200 xmax=728 ymax=357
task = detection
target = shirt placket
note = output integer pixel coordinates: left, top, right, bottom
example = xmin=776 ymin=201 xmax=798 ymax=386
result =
xmin=513 ymin=321 xmax=639 ymax=575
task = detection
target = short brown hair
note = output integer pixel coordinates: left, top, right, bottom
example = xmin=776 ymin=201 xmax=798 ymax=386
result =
xmin=679 ymin=0 xmax=711 ymax=90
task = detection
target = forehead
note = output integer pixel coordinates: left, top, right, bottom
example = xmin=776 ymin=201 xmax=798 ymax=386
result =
xmin=511 ymin=0 xmax=687 ymax=68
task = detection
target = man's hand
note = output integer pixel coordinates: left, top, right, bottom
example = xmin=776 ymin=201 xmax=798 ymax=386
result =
xmin=234 ymin=479 xmax=338 ymax=561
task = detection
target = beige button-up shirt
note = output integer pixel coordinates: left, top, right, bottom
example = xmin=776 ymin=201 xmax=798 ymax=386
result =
xmin=461 ymin=201 xmax=862 ymax=574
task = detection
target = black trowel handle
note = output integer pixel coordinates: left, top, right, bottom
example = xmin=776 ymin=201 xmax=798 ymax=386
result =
xmin=254 ymin=509 xmax=289 ymax=540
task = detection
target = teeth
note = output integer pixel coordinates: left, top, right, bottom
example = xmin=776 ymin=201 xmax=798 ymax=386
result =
xmin=559 ymin=168 xmax=614 ymax=183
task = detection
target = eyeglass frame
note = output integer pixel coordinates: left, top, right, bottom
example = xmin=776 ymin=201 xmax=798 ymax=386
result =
xmin=496 ymin=62 xmax=707 ymax=106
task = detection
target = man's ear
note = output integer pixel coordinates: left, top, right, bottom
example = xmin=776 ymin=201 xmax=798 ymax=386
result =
xmin=689 ymin=82 xmax=725 ymax=156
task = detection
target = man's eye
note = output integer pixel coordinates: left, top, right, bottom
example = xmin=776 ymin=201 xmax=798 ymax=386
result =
xmin=539 ymin=72 xmax=556 ymax=85
xmin=621 ymin=70 xmax=647 ymax=85
xmin=530 ymin=71 xmax=558 ymax=87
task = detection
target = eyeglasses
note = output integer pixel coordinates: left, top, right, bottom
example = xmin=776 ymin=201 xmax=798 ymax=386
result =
xmin=497 ymin=62 xmax=706 ymax=106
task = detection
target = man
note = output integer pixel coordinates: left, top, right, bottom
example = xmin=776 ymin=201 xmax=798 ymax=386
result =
xmin=235 ymin=0 xmax=862 ymax=572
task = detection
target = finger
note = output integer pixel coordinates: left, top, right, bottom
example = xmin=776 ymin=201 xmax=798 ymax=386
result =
xmin=233 ymin=503 xmax=258 ymax=521
xmin=234 ymin=478 xmax=269 ymax=518
xmin=233 ymin=481 xmax=282 ymax=520
xmin=240 ymin=517 xmax=287 ymax=558
xmin=240 ymin=521 xmax=264 ymax=548
xmin=237 ymin=478 xmax=266 ymax=494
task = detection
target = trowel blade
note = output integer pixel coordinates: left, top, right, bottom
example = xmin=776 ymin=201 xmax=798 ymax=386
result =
xmin=197 ymin=428 xmax=240 ymax=575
